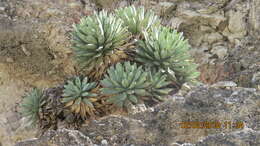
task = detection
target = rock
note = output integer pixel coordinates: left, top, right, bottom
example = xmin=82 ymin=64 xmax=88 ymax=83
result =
xmin=0 ymin=7 xmax=5 ymax=12
xmin=205 ymin=32 xmax=223 ymax=44
xmin=118 ymin=1 xmax=128 ymax=8
xmin=6 ymin=57 xmax=14 ymax=63
xmin=16 ymin=84 xmax=260 ymax=145
xmin=200 ymin=25 xmax=213 ymax=32
xmin=194 ymin=129 xmax=260 ymax=146
xmin=15 ymin=129 xmax=93 ymax=146
xmin=177 ymin=8 xmax=226 ymax=28
xmin=146 ymin=0 xmax=259 ymax=88
xmin=211 ymin=81 xmax=237 ymax=88
xmin=79 ymin=85 xmax=259 ymax=145
xmin=173 ymin=129 xmax=260 ymax=145
xmin=249 ymin=0 xmax=260 ymax=39
xmin=128 ymin=104 xmax=147 ymax=115
xmin=252 ymin=72 xmax=260 ymax=86
xmin=168 ymin=17 xmax=185 ymax=30
xmin=15 ymin=129 xmax=260 ymax=146
xmin=159 ymin=2 xmax=175 ymax=8
xmin=91 ymin=0 xmax=122 ymax=10
xmin=227 ymin=42 xmax=260 ymax=88
xmin=0 ymin=1 xmax=7 ymax=14
xmin=227 ymin=10 xmax=247 ymax=37
xmin=68 ymin=2 xmax=82 ymax=9
xmin=210 ymin=45 xmax=228 ymax=59
xmin=21 ymin=45 xmax=31 ymax=56
xmin=101 ymin=139 xmax=108 ymax=146
xmin=159 ymin=1 xmax=176 ymax=16
xmin=190 ymin=46 xmax=212 ymax=64
xmin=175 ymin=82 xmax=199 ymax=97
xmin=40 ymin=8 xmax=64 ymax=19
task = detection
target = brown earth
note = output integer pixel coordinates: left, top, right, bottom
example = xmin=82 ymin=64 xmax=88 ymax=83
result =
xmin=0 ymin=0 xmax=86 ymax=145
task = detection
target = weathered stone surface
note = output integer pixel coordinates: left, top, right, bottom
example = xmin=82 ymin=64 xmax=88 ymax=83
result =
xmin=79 ymin=84 xmax=259 ymax=145
xmin=173 ymin=129 xmax=260 ymax=146
xmin=146 ymin=0 xmax=259 ymax=87
xmin=194 ymin=129 xmax=260 ymax=146
xmin=176 ymin=4 xmax=226 ymax=29
xmin=228 ymin=10 xmax=247 ymax=35
xmin=205 ymin=32 xmax=223 ymax=44
xmin=211 ymin=81 xmax=237 ymax=88
xmin=15 ymin=128 xmax=260 ymax=146
xmin=210 ymin=45 xmax=228 ymax=60
xmin=249 ymin=0 xmax=260 ymax=39
xmin=16 ymin=84 xmax=260 ymax=145
xmin=252 ymin=72 xmax=260 ymax=88
xmin=15 ymin=129 xmax=93 ymax=146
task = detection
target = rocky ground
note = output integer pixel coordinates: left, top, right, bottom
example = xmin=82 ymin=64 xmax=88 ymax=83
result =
xmin=15 ymin=84 xmax=260 ymax=145
xmin=0 ymin=0 xmax=259 ymax=145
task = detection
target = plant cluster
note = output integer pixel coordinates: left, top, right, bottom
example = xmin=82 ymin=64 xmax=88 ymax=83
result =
xmin=20 ymin=88 xmax=45 ymax=127
xmin=62 ymin=77 xmax=98 ymax=118
xmin=101 ymin=61 xmax=171 ymax=108
xmin=71 ymin=11 xmax=130 ymax=80
xmin=136 ymin=26 xmax=200 ymax=84
xmin=20 ymin=6 xmax=200 ymax=127
xmin=115 ymin=6 xmax=160 ymax=35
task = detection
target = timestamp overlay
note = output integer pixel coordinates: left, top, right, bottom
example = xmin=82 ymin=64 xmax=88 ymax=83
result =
xmin=179 ymin=121 xmax=245 ymax=129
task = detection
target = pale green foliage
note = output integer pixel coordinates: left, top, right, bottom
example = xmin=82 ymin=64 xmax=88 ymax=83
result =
xmin=101 ymin=62 xmax=171 ymax=108
xmin=62 ymin=77 xmax=97 ymax=108
xmin=71 ymin=10 xmax=130 ymax=69
xmin=62 ymin=77 xmax=98 ymax=118
xmin=135 ymin=26 xmax=200 ymax=83
xmin=116 ymin=6 xmax=160 ymax=35
xmin=146 ymin=71 xmax=172 ymax=101
xmin=20 ymin=88 xmax=44 ymax=127
xmin=101 ymin=62 xmax=149 ymax=107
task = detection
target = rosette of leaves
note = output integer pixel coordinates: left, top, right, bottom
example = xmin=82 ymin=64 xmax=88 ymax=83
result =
xmin=145 ymin=71 xmax=172 ymax=101
xmin=101 ymin=62 xmax=171 ymax=108
xmin=62 ymin=77 xmax=98 ymax=118
xmin=135 ymin=26 xmax=200 ymax=84
xmin=20 ymin=88 xmax=45 ymax=127
xmin=116 ymin=6 xmax=160 ymax=35
xmin=101 ymin=62 xmax=150 ymax=108
xmin=71 ymin=10 xmax=130 ymax=80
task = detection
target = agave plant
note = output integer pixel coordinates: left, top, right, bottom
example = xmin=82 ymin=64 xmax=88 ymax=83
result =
xmin=20 ymin=88 xmax=45 ymax=127
xmin=101 ymin=62 xmax=149 ymax=107
xmin=116 ymin=6 xmax=160 ymax=35
xmin=62 ymin=77 xmax=98 ymax=118
xmin=101 ymin=62 xmax=171 ymax=108
xmin=135 ymin=26 xmax=200 ymax=84
xmin=146 ymin=71 xmax=172 ymax=101
xmin=71 ymin=10 xmax=130 ymax=80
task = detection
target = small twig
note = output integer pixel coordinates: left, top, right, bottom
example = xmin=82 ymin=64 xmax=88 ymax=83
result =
xmin=21 ymin=44 xmax=31 ymax=56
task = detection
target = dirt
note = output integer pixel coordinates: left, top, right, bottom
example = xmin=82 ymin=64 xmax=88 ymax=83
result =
xmin=0 ymin=62 xmax=37 ymax=146
xmin=0 ymin=11 xmax=71 ymax=146
xmin=0 ymin=19 xmax=51 ymax=76
xmin=0 ymin=37 xmax=53 ymax=74
xmin=0 ymin=17 xmax=71 ymax=87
